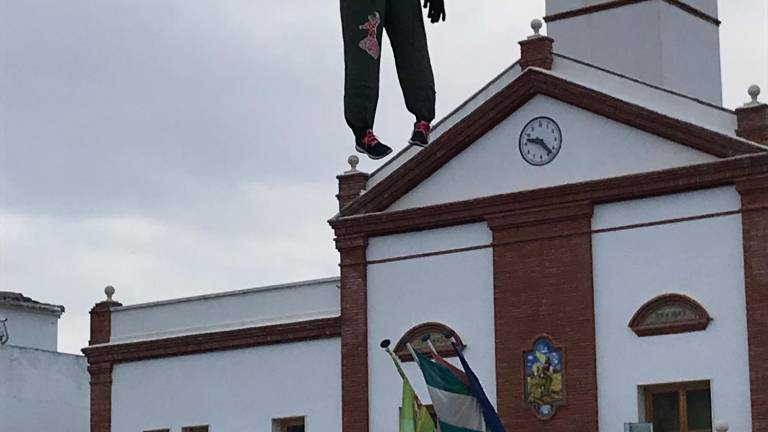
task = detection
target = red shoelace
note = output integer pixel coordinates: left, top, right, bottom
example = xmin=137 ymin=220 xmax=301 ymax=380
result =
xmin=362 ymin=130 xmax=380 ymax=147
xmin=415 ymin=121 xmax=431 ymax=135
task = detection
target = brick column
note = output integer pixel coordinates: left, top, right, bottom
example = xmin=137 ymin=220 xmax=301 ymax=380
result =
xmin=89 ymin=362 xmax=114 ymax=432
xmin=85 ymin=287 xmax=121 ymax=432
xmin=519 ymin=19 xmax=554 ymax=71
xmin=737 ymin=176 xmax=768 ymax=430
xmin=337 ymin=156 xmax=370 ymax=211
xmin=735 ymin=86 xmax=768 ymax=144
xmin=487 ymin=202 xmax=597 ymax=431
xmin=336 ymin=234 xmax=369 ymax=432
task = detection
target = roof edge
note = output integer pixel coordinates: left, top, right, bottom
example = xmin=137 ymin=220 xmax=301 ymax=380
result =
xmin=0 ymin=292 xmax=65 ymax=317
xmin=112 ymin=276 xmax=340 ymax=312
xmin=335 ymin=68 xmax=766 ymax=218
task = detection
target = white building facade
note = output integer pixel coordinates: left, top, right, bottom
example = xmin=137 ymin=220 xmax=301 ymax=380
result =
xmin=0 ymin=292 xmax=90 ymax=432
xmin=85 ymin=1 xmax=768 ymax=432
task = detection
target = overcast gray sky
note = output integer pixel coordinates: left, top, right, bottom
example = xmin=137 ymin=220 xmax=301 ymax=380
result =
xmin=1 ymin=1 xmax=766 ymax=354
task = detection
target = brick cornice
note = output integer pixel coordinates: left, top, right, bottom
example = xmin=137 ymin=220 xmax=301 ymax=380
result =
xmin=544 ymin=0 xmax=720 ymax=26
xmin=331 ymin=154 xmax=768 ymax=237
xmin=736 ymin=174 xmax=768 ymax=195
xmin=335 ymin=69 xmax=764 ymax=218
xmin=335 ymin=234 xmax=368 ymax=252
xmin=486 ymin=202 xmax=593 ymax=231
xmin=82 ymin=317 xmax=341 ymax=364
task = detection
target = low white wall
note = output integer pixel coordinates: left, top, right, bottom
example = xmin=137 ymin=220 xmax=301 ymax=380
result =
xmin=110 ymin=277 xmax=339 ymax=343
xmin=111 ymin=338 xmax=341 ymax=432
xmin=0 ymin=346 xmax=89 ymax=432
xmin=367 ymin=223 xmax=496 ymax=432
xmin=0 ymin=307 xmax=59 ymax=351
xmin=593 ymin=187 xmax=752 ymax=431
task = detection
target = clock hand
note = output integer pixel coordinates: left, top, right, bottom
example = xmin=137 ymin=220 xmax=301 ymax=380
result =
xmin=526 ymin=138 xmax=552 ymax=155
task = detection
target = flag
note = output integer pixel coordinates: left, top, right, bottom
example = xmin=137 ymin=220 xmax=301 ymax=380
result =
xmin=386 ymin=349 xmax=436 ymax=432
xmin=451 ymin=342 xmax=507 ymax=432
xmin=411 ymin=347 xmax=487 ymax=432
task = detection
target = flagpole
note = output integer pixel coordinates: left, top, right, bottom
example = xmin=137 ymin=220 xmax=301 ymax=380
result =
xmin=421 ymin=334 xmax=441 ymax=358
xmin=405 ymin=342 xmax=422 ymax=366
xmin=444 ymin=330 xmax=459 ymax=351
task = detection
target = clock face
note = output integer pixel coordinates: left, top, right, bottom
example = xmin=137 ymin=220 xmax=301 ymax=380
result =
xmin=519 ymin=117 xmax=562 ymax=166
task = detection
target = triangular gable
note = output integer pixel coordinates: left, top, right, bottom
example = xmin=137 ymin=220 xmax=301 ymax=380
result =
xmin=339 ymin=69 xmax=764 ymax=216
xmin=388 ymin=95 xmax=717 ymax=211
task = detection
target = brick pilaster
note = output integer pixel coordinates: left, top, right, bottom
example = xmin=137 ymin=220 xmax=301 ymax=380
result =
xmin=737 ymin=176 xmax=768 ymax=430
xmin=85 ymin=293 xmax=121 ymax=432
xmin=487 ymin=202 xmax=598 ymax=430
xmin=336 ymin=234 xmax=369 ymax=432
xmin=89 ymin=362 xmax=114 ymax=432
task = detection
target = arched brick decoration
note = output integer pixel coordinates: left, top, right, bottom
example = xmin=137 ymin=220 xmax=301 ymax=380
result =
xmin=629 ymin=294 xmax=712 ymax=337
xmin=393 ymin=322 xmax=465 ymax=362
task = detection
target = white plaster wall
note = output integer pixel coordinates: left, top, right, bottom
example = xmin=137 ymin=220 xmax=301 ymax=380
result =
xmin=367 ymin=224 xmax=495 ymax=432
xmin=388 ymin=95 xmax=716 ymax=211
xmin=0 ymin=307 xmax=59 ymax=351
xmin=0 ymin=346 xmax=89 ymax=432
xmin=111 ymin=278 xmax=339 ymax=343
xmin=550 ymin=58 xmax=737 ymax=137
xmin=549 ymin=1 xmax=664 ymax=85
xmin=593 ymin=188 xmax=752 ymax=432
xmin=546 ymin=0 xmax=718 ymax=19
xmin=659 ymin=1 xmax=723 ymax=104
xmin=547 ymin=0 xmax=722 ymax=104
xmin=112 ymin=338 xmax=341 ymax=432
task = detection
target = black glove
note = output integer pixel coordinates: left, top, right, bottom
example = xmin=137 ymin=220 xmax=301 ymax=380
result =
xmin=423 ymin=0 xmax=446 ymax=23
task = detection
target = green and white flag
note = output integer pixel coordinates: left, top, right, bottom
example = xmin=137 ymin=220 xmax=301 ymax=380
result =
xmin=410 ymin=347 xmax=487 ymax=432
xmin=386 ymin=348 xmax=436 ymax=432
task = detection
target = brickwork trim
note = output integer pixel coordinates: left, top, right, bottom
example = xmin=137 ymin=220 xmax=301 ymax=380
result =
xmin=487 ymin=202 xmax=593 ymax=231
xmin=628 ymin=293 xmax=712 ymax=337
xmin=82 ymin=317 xmax=341 ymax=364
xmin=334 ymin=69 xmax=765 ymax=218
xmin=332 ymin=154 xmax=768 ymax=237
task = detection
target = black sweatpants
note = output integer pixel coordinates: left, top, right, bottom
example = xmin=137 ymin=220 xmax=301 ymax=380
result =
xmin=341 ymin=0 xmax=436 ymax=138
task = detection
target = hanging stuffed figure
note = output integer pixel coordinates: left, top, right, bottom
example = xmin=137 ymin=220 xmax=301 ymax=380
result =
xmin=341 ymin=0 xmax=446 ymax=160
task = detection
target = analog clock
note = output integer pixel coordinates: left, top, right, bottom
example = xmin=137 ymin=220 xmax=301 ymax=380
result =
xmin=519 ymin=117 xmax=562 ymax=166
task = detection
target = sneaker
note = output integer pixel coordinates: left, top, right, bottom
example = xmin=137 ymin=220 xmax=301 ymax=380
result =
xmin=409 ymin=121 xmax=431 ymax=147
xmin=355 ymin=129 xmax=393 ymax=160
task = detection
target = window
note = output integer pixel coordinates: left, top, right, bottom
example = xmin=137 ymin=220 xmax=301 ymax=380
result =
xmin=181 ymin=426 xmax=209 ymax=432
xmin=272 ymin=416 xmax=305 ymax=432
xmin=643 ymin=381 xmax=712 ymax=432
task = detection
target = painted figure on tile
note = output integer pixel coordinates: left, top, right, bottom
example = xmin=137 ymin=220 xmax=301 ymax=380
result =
xmin=524 ymin=336 xmax=565 ymax=419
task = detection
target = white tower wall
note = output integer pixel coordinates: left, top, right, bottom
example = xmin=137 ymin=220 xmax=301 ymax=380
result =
xmin=546 ymin=0 xmax=722 ymax=104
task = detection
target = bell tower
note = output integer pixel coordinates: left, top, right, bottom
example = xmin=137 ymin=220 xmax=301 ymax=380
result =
xmin=544 ymin=0 xmax=723 ymax=105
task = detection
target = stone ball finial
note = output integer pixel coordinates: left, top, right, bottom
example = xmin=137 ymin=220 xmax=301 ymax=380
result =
xmin=105 ymin=285 xmax=115 ymax=302
xmin=531 ymin=19 xmax=543 ymax=36
xmin=347 ymin=155 xmax=360 ymax=172
xmin=715 ymin=421 xmax=729 ymax=432
xmin=748 ymin=84 xmax=761 ymax=103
